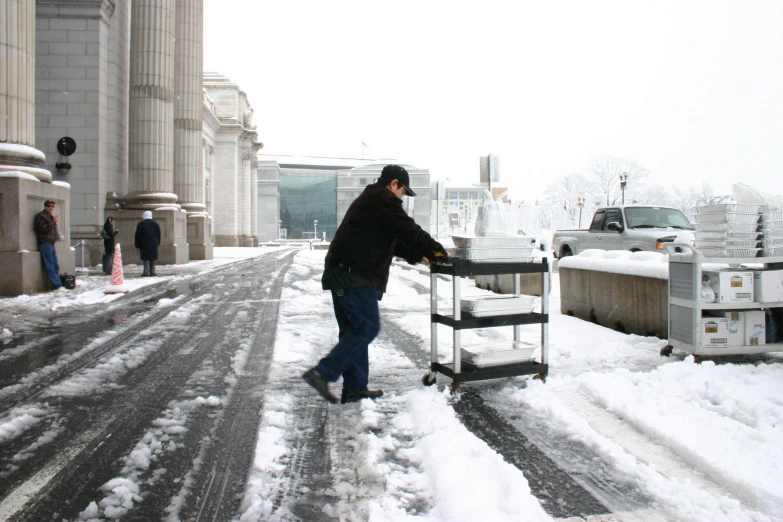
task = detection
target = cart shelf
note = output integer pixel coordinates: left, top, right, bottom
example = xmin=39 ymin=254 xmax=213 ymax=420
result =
xmin=664 ymin=244 xmax=783 ymax=357
xmin=425 ymin=257 xmax=550 ymax=389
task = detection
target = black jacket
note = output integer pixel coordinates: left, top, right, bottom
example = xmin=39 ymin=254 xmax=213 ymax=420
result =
xmin=102 ymin=219 xmax=118 ymax=254
xmin=322 ymin=183 xmax=444 ymax=294
xmin=135 ymin=219 xmax=161 ymax=261
xmin=34 ymin=210 xmax=58 ymax=244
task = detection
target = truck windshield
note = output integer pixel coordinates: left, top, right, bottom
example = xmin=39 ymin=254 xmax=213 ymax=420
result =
xmin=624 ymin=207 xmax=693 ymax=229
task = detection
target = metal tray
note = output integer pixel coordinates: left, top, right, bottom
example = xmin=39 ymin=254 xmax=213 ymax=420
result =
xmin=694 ymin=231 xmax=761 ymax=241
xmin=762 ymin=211 xmax=783 ymax=221
xmin=762 ymin=229 xmax=783 ymax=239
xmin=461 ymin=294 xmax=536 ymax=313
xmin=762 ymin=237 xmax=783 ymax=247
xmin=763 ymin=247 xmax=783 ymax=257
xmin=693 ymin=222 xmax=760 ymax=233
xmin=460 ymin=341 xmax=537 ymax=368
xmin=452 ymin=235 xmax=535 ymax=248
xmin=695 ymin=239 xmax=761 ymax=249
xmin=699 ymin=247 xmax=761 ymax=258
xmin=452 ymin=247 xmax=535 ymax=261
xmin=695 ymin=204 xmax=766 ymax=214
xmin=762 ymin=220 xmax=783 ymax=230
xmin=692 ymin=213 xmax=761 ymax=224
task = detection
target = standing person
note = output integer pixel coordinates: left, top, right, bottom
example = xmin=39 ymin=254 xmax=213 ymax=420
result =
xmin=34 ymin=199 xmax=63 ymax=290
xmin=134 ymin=211 xmax=161 ymax=277
xmin=303 ymin=165 xmax=447 ymax=404
xmin=100 ymin=217 xmax=119 ymax=275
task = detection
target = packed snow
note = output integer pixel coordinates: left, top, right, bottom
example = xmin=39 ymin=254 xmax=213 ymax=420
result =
xmin=1 ymin=246 xmax=782 ymax=521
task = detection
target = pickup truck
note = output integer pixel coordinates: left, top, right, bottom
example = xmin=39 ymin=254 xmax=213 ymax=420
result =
xmin=552 ymin=205 xmax=694 ymax=258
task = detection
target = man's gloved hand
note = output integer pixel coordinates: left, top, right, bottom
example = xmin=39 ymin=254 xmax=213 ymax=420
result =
xmin=429 ymin=242 xmax=448 ymax=263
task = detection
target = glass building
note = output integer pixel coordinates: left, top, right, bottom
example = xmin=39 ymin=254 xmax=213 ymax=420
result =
xmin=280 ymin=175 xmax=338 ymax=240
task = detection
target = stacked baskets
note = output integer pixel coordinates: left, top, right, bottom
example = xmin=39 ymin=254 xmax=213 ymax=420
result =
xmin=692 ymin=203 xmax=782 ymax=257
xmin=451 ymin=235 xmax=535 ymax=263
xmin=761 ymin=210 xmax=783 ymax=257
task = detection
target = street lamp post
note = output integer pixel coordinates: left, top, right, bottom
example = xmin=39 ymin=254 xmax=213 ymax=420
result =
xmin=314 ymin=219 xmax=318 ymax=240
xmin=619 ymin=171 xmax=628 ymax=205
xmin=577 ymin=195 xmax=586 ymax=228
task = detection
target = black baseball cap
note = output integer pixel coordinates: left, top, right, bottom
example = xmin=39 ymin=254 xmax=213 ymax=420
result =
xmin=378 ymin=164 xmax=417 ymax=197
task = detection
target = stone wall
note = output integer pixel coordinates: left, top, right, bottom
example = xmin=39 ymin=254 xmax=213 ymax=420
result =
xmin=559 ymin=267 xmax=667 ymax=338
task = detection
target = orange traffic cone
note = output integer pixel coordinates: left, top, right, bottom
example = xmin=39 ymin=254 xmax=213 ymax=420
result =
xmin=105 ymin=243 xmax=129 ymax=294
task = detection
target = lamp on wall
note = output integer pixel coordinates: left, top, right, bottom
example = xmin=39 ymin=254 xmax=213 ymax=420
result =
xmin=55 ymin=137 xmax=76 ymax=170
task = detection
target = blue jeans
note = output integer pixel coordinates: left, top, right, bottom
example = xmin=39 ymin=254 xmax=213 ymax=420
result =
xmin=316 ymin=287 xmax=380 ymax=391
xmin=39 ymin=242 xmax=61 ymax=289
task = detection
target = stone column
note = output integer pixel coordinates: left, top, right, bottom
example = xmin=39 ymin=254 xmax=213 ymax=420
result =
xmin=240 ymin=146 xmax=252 ymax=246
xmin=250 ymin=145 xmax=259 ymax=246
xmin=125 ymin=0 xmax=177 ymax=209
xmin=1 ymin=0 xmax=74 ymax=296
xmin=117 ymin=0 xmax=187 ymax=265
xmin=173 ymin=0 xmax=204 ymax=214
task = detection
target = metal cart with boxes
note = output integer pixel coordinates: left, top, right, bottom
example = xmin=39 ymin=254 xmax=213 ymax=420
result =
xmin=664 ymin=204 xmax=783 ymax=359
xmin=423 ymin=257 xmax=550 ymax=390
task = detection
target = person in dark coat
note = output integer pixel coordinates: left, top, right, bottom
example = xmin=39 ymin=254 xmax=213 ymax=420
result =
xmin=134 ymin=211 xmax=161 ymax=277
xmin=303 ymin=165 xmax=447 ymax=404
xmin=101 ymin=217 xmax=119 ymax=274
xmin=34 ymin=199 xmax=63 ymax=290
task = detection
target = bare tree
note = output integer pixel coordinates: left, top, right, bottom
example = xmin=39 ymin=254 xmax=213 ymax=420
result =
xmin=671 ymin=182 xmax=714 ymax=217
xmin=583 ymin=156 xmax=651 ymax=205
xmin=543 ymin=172 xmax=591 ymax=228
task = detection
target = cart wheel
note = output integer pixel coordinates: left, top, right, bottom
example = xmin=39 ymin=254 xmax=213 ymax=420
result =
xmin=449 ymin=381 xmax=461 ymax=393
xmin=693 ymin=355 xmax=703 ymax=364
xmin=422 ymin=372 xmax=437 ymax=387
xmin=660 ymin=345 xmax=674 ymax=357
xmin=533 ymin=373 xmax=547 ymax=383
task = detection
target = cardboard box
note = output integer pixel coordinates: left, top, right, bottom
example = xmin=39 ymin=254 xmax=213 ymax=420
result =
xmin=744 ymin=310 xmax=766 ymax=346
xmin=702 ymin=270 xmax=754 ymax=303
xmin=753 ymin=270 xmax=783 ymax=303
xmin=699 ymin=317 xmax=731 ymax=347
xmin=705 ymin=311 xmax=745 ymax=346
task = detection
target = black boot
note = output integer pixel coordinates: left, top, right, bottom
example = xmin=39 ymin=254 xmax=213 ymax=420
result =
xmin=302 ymin=369 xmax=339 ymax=404
xmin=341 ymin=389 xmax=384 ymax=404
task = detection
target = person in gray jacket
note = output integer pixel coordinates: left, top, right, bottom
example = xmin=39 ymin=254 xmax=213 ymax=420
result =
xmin=33 ymin=199 xmax=63 ymax=290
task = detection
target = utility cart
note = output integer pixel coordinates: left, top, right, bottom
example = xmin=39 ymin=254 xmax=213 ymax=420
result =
xmin=423 ymin=258 xmax=550 ymax=390
xmin=664 ymin=243 xmax=783 ymax=359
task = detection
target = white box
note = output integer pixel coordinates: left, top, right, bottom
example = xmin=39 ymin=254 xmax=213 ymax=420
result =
xmin=703 ymin=270 xmax=754 ymax=303
xmin=744 ymin=310 xmax=766 ymax=346
xmin=699 ymin=317 xmax=732 ymax=347
xmin=753 ymin=270 xmax=783 ymax=303
xmin=705 ymin=311 xmax=745 ymax=346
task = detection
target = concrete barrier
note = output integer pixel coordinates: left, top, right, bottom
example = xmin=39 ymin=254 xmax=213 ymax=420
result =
xmin=559 ymin=266 xmax=667 ymax=338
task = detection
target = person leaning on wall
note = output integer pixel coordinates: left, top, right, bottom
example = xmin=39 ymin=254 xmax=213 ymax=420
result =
xmin=33 ymin=199 xmax=65 ymax=291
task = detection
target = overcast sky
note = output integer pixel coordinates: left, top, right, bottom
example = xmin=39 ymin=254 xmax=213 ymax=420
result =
xmin=204 ymin=0 xmax=782 ymax=202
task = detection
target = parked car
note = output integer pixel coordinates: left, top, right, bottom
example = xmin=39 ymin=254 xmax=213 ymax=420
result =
xmin=552 ymin=205 xmax=694 ymax=259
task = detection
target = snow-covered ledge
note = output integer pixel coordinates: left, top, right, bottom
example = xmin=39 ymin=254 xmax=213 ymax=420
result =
xmin=558 ymin=250 xmax=671 ymax=338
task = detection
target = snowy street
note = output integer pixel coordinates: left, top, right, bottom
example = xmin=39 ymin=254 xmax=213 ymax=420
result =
xmin=1 ymin=247 xmax=782 ymax=521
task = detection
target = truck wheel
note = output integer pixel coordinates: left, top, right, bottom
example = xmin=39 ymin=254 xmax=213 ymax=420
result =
xmin=560 ymin=246 xmax=573 ymax=258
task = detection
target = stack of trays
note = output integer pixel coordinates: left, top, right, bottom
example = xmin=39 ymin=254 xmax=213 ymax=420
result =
xmin=452 ymin=235 xmax=535 ymax=263
xmin=761 ymin=211 xmax=783 ymax=257
xmin=460 ymin=294 xmax=537 ymax=317
xmin=460 ymin=341 xmax=537 ymax=368
xmin=693 ymin=204 xmax=764 ymax=258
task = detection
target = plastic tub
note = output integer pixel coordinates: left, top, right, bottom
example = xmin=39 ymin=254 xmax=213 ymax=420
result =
xmin=452 ymin=247 xmax=535 ymax=262
xmin=460 ymin=341 xmax=537 ymax=368
xmin=699 ymin=247 xmax=761 ymax=258
xmin=694 ymin=223 xmax=761 ymax=233
xmin=694 ymin=231 xmax=761 ymax=241
xmin=452 ymin=235 xmax=535 ymax=248
xmin=695 ymin=204 xmax=766 ymax=214
xmin=692 ymin=213 xmax=761 ymax=224
xmin=695 ymin=239 xmax=761 ymax=249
